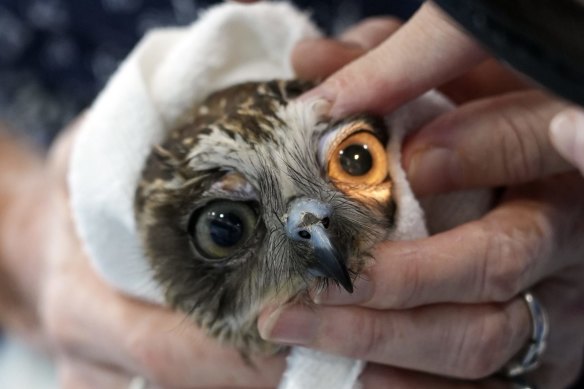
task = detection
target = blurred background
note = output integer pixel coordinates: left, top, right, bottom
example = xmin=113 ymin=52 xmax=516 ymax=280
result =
xmin=0 ymin=0 xmax=422 ymax=146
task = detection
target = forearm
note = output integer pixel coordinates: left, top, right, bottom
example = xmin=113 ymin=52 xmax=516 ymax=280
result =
xmin=0 ymin=129 xmax=46 ymax=344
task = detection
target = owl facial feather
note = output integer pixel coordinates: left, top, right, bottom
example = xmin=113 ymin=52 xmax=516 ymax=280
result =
xmin=135 ymin=80 xmax=395 ymax=354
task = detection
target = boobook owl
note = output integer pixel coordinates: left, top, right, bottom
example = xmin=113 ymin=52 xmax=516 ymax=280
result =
xmin=135 ymin=80 xmax=395 ymax=354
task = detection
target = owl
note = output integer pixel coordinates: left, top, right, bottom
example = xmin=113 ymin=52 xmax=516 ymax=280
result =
xmin=134 ymin=79 xmax=396 ymax=354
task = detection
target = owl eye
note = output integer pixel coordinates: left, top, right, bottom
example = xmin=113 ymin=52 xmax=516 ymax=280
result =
xmin=327 ymin=131 xmax=388 ymax=185
xmin=189 ymin=200 xmax=258 ymax=259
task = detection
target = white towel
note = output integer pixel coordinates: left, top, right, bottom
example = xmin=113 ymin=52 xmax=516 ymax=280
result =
xmin=68 ymin=2 xmax=488 ymax=388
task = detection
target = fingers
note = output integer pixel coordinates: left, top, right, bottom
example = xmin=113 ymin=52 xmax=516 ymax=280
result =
xmin=119 ymin=300 xmax=285 ymax=387
xmin=302 ymin=2 xmax=487 ymax=117
xmin=313 ymin=173 xmax=584 ymax=309
xmin=402 ymin=91 xmax=574 ymax=196
xmin=260 ymin=277 xmax=584 ymax=386
xmin=549 ymin=108 xmax=584 ymax=176
xmin=259 ymin=299 xmax=529 ymax=379
xmin=439 ymin=59 xmax=531 ymax=104
xmin=42 ymin=189 xmax=284 ymax=388
xmin=293 ymin=18 xmax=526 ymax=108
xmin=43 ymin=250 xmax=285 ymax=388
xmin=292 ymin=17 xmax=402 ymax=81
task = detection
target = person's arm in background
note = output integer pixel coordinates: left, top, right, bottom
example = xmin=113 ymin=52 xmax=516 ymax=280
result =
xmin=0 ymin=128 xmax=46 ymax=347
xmin=0 ymin=125 xmax=285 ymax=388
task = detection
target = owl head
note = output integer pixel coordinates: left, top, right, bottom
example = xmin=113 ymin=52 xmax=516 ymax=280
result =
xmin=135 ymin=80 xmax=396 ymax=353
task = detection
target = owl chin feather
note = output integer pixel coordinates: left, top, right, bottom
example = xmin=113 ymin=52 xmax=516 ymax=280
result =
xmin=135 ymin=79 xmax=395 ymax=355
xmin=194 ymin=288 xmax=314 ymax=357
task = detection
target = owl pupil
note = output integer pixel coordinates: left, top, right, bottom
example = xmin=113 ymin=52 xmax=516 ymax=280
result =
xmin=208 ymin=212 xmax=244 ymax=247
xmin=339 ymin=144 xmax=373 ymax=176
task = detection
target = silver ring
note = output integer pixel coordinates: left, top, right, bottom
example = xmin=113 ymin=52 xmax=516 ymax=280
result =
xmin=508 ymin=375 xmax=538 ymax=389
xmin=128 ymin=376 xmax=148 ymax=389
xmin=504 ymin=291 xmax=549 ymax=377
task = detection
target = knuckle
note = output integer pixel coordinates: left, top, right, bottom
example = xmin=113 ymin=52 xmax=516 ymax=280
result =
xmin=453 ymin=305 xmax=511 ymax=378
xmin=498 ymin=116 xmax=536 ymax=182
xmin=126 ymin=336 xmax=169 ymax=385
xmin=496 ymin=99 xmax=551 ymax=184
xmin=374 ymin=242 xmax=425 ymax=309
xmin=126 ymin=327 xmax=186 ymax=388
xmin=346 ymin=313 xmax=389 ymax=360
xmin=396 ymin=258 xmax=424 ymax=309
xmin=329 ymin=71 xmax=357 ymax=93
xmin=480 ymin=225 xmax=528 ymax=302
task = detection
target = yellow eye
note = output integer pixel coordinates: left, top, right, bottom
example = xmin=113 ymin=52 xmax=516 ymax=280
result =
xmin=327 ymin=131 xmax=388 ymax=185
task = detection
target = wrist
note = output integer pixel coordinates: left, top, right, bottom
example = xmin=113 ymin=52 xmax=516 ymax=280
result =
xmin=0 ymin=131 xmax=46 ymax=342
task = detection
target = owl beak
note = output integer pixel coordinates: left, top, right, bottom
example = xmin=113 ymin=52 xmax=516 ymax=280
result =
xmin=286 ymin=198 xmax=354 ymax=293
xmin=306 ymin=227 xmax=353 ymax=293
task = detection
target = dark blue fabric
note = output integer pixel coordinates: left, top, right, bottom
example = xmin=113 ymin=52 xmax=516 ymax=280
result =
xmin=0 ymin=0 xmax=422 ymax=145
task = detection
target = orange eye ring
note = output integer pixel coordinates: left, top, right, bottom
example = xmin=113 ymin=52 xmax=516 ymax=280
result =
xmin=327 ymin=130 xmax=388 ymax=186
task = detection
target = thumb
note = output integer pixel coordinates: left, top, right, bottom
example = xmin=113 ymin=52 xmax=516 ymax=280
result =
xmin=549 ymin=108 xmax=584 ymax=176
xmin=303 ymin=2 xmax=487 ymax=118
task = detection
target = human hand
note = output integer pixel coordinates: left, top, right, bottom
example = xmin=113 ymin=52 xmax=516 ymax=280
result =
xmin=295 ymin=2 xmax=490 ymax=118
xmin=259 ymin=159 xmax=584 ymax=388
xmin=258 ymin=5 xmax=584 ymax=388
xmin=9 ymin=125 xmax=285 ymax=389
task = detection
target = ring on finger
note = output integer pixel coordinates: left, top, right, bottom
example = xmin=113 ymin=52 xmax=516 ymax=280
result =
xmin=503 ymin=291 xmax=549 ymax=377
xmin=508 ymin=375 xmax=538 ymax=389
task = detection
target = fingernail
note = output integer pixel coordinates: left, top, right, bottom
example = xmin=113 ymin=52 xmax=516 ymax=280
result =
xmin=258 ymin=305 xmax=318 ymax=345
xmin=550 ymin=109 xmax=584 ymax=171
xmin=312 ymin=277 xmax=373 ymax=305
xmin=405 ymin=147 xmax=460 ymax=195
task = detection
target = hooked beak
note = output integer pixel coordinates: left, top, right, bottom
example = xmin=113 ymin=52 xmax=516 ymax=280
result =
xmin=286 ymin=198 xmax=353 ymax=293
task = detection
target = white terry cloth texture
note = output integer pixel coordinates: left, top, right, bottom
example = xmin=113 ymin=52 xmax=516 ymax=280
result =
xmin=68 ymin=2 xmax=490 ymax=389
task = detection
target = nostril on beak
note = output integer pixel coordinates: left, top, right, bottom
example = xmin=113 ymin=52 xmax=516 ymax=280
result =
xmin=286 ymin=198 xmax=333 ymax=240
xmin=298 ymin=230 xmax=311 ymax=239
xmin=285 ymin=198 xmax=352 ymax=293
xmin=295 ymin=216 xmax=328 ymax=240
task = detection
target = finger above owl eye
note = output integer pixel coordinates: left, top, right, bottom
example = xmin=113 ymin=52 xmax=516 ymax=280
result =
xmin=327 ymin=131 xmax=388 ymax=185
xmin=188 ymin=200 xmax=258 ymax=260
